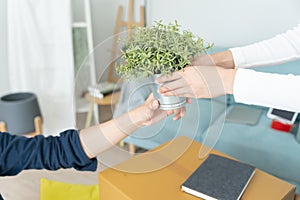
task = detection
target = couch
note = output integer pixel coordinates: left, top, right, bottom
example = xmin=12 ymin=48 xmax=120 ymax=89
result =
xmin=120 ymin=47 xmax=300 ymax=193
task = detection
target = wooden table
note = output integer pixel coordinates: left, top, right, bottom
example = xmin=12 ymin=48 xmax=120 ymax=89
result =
xmin=84 ymin=91 xmax=120 ymax=128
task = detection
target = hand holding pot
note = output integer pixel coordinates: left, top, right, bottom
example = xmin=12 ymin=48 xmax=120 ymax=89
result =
xmin=132 ymin=94 xmax=187 ymax=126
xmin=157 ymin=66 xmax=236 ymax=99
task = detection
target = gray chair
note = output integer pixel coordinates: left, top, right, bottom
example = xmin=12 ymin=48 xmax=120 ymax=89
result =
xmin=0 ymin=92 xmax=43 ymax=136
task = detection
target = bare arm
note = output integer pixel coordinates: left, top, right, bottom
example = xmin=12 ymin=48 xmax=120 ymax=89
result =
xmin=79 ymin=94 xmax=186 ymax=158
xmin=190 ymin=50 xmax=235 ymax=69
xmin=191 ymin=50 xmax=235 ymax=69
xmin=210 ymin=50 xmax=235 ymax=69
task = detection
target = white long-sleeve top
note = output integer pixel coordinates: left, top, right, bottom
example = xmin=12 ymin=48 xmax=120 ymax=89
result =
xmin=230 ymin=23 xmax=300 ymax=112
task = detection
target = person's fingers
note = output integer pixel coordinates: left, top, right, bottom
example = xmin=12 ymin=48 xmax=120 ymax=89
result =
xmin=159 ymin=86 xmax=172 ymax=94
xmin=165 ymin=109 xmax=175 ymax=117
xmin=173 ymin=107 xmax=186 ymax=120
xmin=161 ymin=87 xmax=193 ymax=97
xmin=173 ymin=108 xmax=182 ymax=115
xmin=186 ymin=97 xmax=192 ymax=104
xmin=150 ymin=99 xmax=159 ymax=110
xmin=173 ymin=113 xmax=181 ymax=120
xmin=158 ymin=78 xmax=187 ymax=94
xmin=156 ymin=72 xmax=183 ymax=84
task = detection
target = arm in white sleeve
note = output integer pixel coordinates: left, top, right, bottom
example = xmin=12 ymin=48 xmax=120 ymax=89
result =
xmin=233 ymin=69 xmax=300 ymax=112
xmin=230 ymin=23 xmax=300 ymax=68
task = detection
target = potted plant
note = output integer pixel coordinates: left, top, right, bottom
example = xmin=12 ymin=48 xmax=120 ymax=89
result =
xmin=117 ymin=20 xmax=213 ymax=110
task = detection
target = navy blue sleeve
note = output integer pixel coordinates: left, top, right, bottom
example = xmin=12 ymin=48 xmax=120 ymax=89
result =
xmin=0 ymin=129 xmax=97 ymax=176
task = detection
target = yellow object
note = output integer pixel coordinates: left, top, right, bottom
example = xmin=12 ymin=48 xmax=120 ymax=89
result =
xmin=99 ymin=136 xmax=296 ymax=200
xmin=40 ymin=178 xmax=99 ymax=200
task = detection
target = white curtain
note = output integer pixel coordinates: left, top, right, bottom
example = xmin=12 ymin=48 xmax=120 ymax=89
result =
xmin=7 ymin=0 xmax=75 ymax=135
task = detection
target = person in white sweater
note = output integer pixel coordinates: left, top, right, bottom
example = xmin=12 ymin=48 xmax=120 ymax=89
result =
xmin=157 ymin=23 xmax=300 ymax=112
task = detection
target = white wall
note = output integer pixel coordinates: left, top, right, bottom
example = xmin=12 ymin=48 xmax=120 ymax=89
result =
xmin=0 ymin=0 xmax=10 ymax=96
xmin=77 ymin=0 xmax=300 ymax=48
xmin=147 ymin=0 xmax=300 ymax=47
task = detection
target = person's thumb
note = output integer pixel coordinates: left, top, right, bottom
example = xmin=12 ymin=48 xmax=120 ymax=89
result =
xmin=149 ymin=99 xmax=159 ymax=110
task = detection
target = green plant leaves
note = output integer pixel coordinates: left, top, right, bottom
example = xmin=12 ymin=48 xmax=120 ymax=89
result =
xmin=117 ymin=20 xmax=213 ymax=79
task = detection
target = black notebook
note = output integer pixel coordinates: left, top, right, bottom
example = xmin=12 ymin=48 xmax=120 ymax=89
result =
xmin=181 ymin=154 xmax=255 ymax=200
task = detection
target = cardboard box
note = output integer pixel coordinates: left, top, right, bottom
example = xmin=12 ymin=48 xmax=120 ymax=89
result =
xmin=99 ymin=136 xmax=295 ymax=200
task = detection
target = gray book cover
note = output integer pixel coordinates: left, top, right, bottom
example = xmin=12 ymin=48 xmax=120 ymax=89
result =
xmin=181 ymin=154 xmax=255 ymax=200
